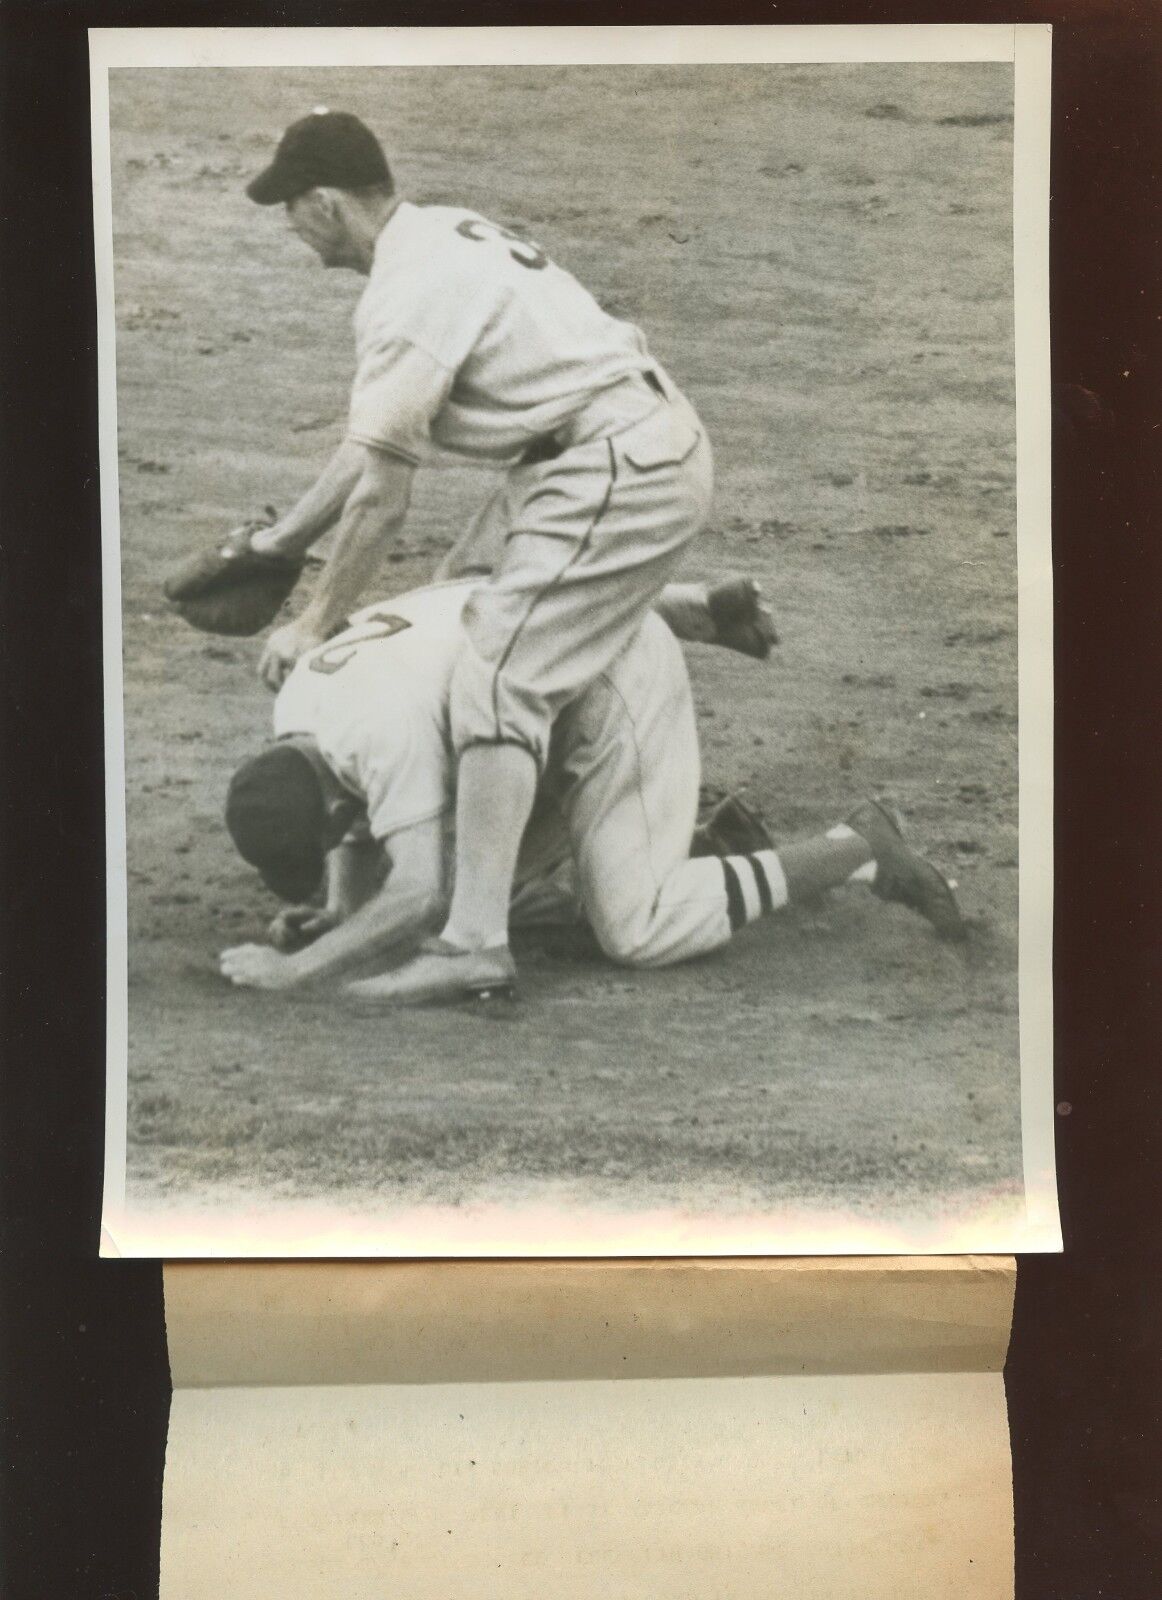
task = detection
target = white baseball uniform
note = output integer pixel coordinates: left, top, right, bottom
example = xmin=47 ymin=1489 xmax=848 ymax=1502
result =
xmin=345 ymin=202 xmax=713 ymax=769
xmin=273 ymin=582 xmax=787 ymax=969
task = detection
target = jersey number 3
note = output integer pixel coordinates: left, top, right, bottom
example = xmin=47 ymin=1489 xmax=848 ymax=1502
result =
xmin=308 ymin=609 xmax=412 ymax=675
xmin=455 ymin=218 xmax=548 ymax=271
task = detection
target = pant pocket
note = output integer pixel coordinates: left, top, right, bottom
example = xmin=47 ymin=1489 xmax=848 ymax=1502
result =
xmin=620 ymin=406 xmax=703 ymax=471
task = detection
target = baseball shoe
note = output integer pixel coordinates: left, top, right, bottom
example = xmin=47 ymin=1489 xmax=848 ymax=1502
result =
xmin=706 ymin=578 xmax=779 ymax=659
xmin=691 ymin=792 xmax=774 ymax=858
xmin=345 ymin=936 xmax=517 ymax=1007
xmin=847 ymin=798 xmax=967 ymax=942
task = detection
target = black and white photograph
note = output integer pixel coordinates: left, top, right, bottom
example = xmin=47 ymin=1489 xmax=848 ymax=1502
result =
xmin=93 ymin=25 xmax=1057 ymax=1256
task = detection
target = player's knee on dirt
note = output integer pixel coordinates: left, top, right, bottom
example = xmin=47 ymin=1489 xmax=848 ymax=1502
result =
xmin=580 ymin=853 xmax=735 ymax=970
xmin=588 ymin=903 xmax=682 ymax=970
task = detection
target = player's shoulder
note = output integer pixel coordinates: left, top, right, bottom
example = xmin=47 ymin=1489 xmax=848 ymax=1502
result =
xmin=382 ymin=200 xmax=494 ymax=258
xmin=358 ymin=204 xmax=497 ymax=335
xmin=348 ymin=578 xmax=478 ymax=633
xmin=407 ymin=200 xmax=494 ymax=230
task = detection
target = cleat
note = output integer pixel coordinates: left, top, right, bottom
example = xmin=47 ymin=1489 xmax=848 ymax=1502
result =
xmin=706 ymin=577 xmax=779 ymax=659
xmin=691 ymin=792 xmax=774 ymax=858
xmin=345 ymin=936 xmax=518 ymax=1008
xmin=847 ymin=798 xmax=967 ymax=942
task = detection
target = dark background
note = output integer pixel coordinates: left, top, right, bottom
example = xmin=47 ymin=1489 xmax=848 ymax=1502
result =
xmin=1 ymin=3 xmax=1158 ymax=1596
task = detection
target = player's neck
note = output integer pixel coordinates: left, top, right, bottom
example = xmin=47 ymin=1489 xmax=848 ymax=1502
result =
xmin=348 ymin=194 xmax=402 ymax=274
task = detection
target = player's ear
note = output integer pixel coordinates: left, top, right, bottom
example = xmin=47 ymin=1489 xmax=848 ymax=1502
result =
xmin=312 ymin=186 xmax=342 ymax=222
xmin=289 ymin=187 xmax=329 ymax=227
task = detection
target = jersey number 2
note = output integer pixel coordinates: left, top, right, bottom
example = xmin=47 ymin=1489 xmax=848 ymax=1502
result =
xmin=455 ymin=218 xmax=548 ymax=271
xmin=307 ymin=609 xmax=412 ymax=675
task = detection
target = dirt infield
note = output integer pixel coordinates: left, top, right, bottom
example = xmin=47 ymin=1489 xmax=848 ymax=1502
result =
xmin=109 ymin=63 xmax=1021 ymax=1231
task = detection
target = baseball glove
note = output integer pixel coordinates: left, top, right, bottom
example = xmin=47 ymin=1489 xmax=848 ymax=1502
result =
xmin=691 ymin=791 xmax=775 ymax=858
xmin=163 ymin=510 xmax=304 ymax=636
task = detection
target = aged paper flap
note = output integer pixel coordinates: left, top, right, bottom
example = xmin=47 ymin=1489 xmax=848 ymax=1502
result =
xmin=165 ymin=1255 xmax=1014 ymax=1386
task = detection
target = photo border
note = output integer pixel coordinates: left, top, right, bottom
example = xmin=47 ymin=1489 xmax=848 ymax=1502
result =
xmin=91 ymin=22 xmax=1058 ymax=1257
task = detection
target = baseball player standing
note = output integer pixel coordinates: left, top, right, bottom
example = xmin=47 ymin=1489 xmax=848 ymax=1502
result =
xmin=239 ymin=109 xmax=713 ymax=1005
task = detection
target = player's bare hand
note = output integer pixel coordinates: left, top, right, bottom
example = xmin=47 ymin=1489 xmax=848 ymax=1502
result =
xmin=220 ymin=943 xmax=299 ymax=991
xmin=259 ymin=618 xmax=325 ymax=691
xmin=267 ymin=905 xmax=338 ymax=953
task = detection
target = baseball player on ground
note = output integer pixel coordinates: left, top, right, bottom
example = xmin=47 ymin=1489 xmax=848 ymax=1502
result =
xmin=234 ymin=108 xmax=717 ymax=1004
xmin=219 ymin=579 xmax=965 ymax=999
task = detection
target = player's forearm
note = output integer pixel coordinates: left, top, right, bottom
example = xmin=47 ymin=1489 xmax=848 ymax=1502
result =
xmin=251 ymin=440 xmax=367 ymax=558
xmin=294 ymin=500 xmax=404 ymax=636
xmin=324 ymin=838 xmax=382 ymax=920
xmin=284 ymin=877 xmax=442 ymax=984
xmin=294 ymin=462 xmax=413 ymax=638
xmin=297 ymin=508 xmax=403 ymax=640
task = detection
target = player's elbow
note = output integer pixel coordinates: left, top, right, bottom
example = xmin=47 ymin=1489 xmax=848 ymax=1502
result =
xmin=347 ymin=448 xmax=413 ymax=523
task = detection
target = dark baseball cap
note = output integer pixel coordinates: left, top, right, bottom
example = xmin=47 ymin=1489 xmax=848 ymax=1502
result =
xmin=246 ymin=109 xmax=392 ymax=205
xmin=225 ymin=743 xmax=328 ymax=902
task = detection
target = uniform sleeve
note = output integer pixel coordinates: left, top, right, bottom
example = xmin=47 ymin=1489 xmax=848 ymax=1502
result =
xmin=361 ymin=708 xmax=452 ymax=843
xmin=271 ymin=659 xmax=323 ymax=739
xmin=347 ymin=338 xmax=455 ymax=462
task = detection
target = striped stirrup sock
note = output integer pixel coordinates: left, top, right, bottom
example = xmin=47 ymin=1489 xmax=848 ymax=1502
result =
xmin=720 ymin=849 xmax=789 ymax=932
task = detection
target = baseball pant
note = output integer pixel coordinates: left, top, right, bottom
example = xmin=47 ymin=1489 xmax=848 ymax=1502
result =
xmin=517 ymin=612 xmax=785 ymax=969
xmin=447 ymin=372 xmax=714 ymax=771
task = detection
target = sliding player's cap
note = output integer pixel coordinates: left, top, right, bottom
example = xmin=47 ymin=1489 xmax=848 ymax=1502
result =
xmin=225 ymin=743 xmax=327 ymax=902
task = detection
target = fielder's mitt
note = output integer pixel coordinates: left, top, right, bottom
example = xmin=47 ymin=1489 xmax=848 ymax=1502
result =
xmin=164 ymin=510 xmax=304 ymax=636
xmin=691 ymin=791 xmax=775 ymax=859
